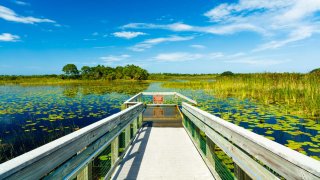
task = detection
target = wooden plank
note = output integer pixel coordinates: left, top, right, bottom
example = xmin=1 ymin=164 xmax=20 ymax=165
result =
xmin=125 ymin=125 xmax=131 ymax=147
xmin=183 ymin=109 xmax=278 ymax=180
xmin=124 ymin=92 xmax=142 ymax=103
xmin=146 ymin=104 xmax=177 ymax=107
xmin=133 ymin=118 xmax=138 ymax=134
xmin=182 ymin=109 xmax=277 ymax=179
xmin=175 ymin=93 xmax=197 ymax=105
xmin=141 ymin=92 xmax=176 ymax=96
xmin=111 ymin=137 xmax=119 ymax=166
xmin=0 ymin=103 xmax=144 ymax=180
xmin=45 ymin=113 xmax=139 ymax=179
xmin=182 ymin=102 xmax=320 ymax=179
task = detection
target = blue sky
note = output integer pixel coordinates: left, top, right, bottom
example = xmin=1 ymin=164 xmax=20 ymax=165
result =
xmin=0 ymin=0 xmax=320 ymax=74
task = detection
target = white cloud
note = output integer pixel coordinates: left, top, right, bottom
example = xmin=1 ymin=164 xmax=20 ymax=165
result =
xmin=254 ymin=26 xmax=314 ymax=51
xmin=0 ymin=5 xmax=54 ymax=24
xmin=124 ymin=0 xmax=320 ymax=51
xmin=0 ymin=33 xmax=20 ymax=42
xmin=123 ymin=22 xmax=264 ymax=35
xmin=153 ymin=52 xmax=224 ymax=62
xmin=154 ymin=52 xmax=203 ymax=62
xmin=190 ymin=44 xmax=206 ymax=49
xmin=100 ymin=54 xmax=130 ymax=62
xmin=113 ymin=31 xmax=146 ymax=39
xmin=225 ymin=58 xmax=290 ymax=66
xmin=14 ymin=1 xmax=30 ymax=6
xmin=130 ymin=35 xmax=193 ymax=52
xmin=204 ymin=0 xmax=320 ymax=50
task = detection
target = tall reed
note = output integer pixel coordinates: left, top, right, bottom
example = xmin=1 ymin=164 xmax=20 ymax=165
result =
xmin=163 ymin=73 xmax=320 ymax=119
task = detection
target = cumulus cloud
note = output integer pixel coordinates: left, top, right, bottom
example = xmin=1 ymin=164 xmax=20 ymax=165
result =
xmin=130 ymin=35 xmax=193 ymax=52
xmin=0 ymin=5 xmax=54 ymax=24
xmin=123 ymin=0 xmax=320 ymax=51
xmin=204 ymin=0 xmax=320 ymax=50
xmin=0 ymin=33 xmax=20 ymax=42
xmin=113 ymin=31 xmax=146 ymax=39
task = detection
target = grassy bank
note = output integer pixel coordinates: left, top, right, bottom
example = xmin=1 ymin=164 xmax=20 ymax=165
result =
xmin=0 ymin=76 xmax=147 ymax=86
xmin=163 ymin=73 xmax=320 ymax=119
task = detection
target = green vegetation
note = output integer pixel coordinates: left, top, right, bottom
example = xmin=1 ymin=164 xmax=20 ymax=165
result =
xmin=310 ymin=68 xmax=320 ymax=75
xmin=62 ymin=64 xmax=80 ymax=78
xmin=0 ymin=64 xmax=149 ymax=85
xmin=163 ymin=73 xmax=320 ymax=119
xmin=221 ymin=71 xmax=234 ymax=76
xmin=72 ymin=64 xmax=149 ymax=80
xmin=148 ymin=73 xmax=218 ymax=81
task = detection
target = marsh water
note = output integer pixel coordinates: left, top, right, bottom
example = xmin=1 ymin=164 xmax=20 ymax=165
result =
xmin=0 ymin=82 xmax=319 ymax=163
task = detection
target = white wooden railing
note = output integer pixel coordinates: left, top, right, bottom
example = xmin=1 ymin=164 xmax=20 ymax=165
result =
xmin=182 ymin=102 xmax=320 ymax=180
xmin=0 ymin=102 xmax=144 ymax=180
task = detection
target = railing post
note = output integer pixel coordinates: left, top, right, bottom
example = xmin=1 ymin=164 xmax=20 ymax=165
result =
xmin=206 ymin=137 xmax=216 ymax=171
xmin=138 ymin=93 xmax=142 ymax=102
xmin=133 ymin=118 xmax=138 ymax=135
xmin=234 ymin=163 xmax=251 ymax=180
xmin=111 ymin=137 xmax=119 ymax=166
xmin=138 ymin=113 xmax=143 ymax=128
xmin=195 ymin=126 xmax=201 ymax=148
xmin=125 ymin=125 xmax=131 ymax=146
xmin=76 ymin=162 xmax=92 ymax=180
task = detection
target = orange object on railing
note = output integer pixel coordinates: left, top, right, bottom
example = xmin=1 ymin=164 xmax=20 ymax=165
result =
xmin=153 ymin=95 xmax=164 ymax=104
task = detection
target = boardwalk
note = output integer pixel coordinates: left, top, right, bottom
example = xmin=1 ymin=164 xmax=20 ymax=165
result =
xmin=112 ymin=125 xmax=213 ymax=180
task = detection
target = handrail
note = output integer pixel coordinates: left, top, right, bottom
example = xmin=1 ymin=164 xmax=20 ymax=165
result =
xmin=124 ymin=91 xmax=197 ymax=105
xmin=0 ymin=102 xmax=144 ymax=179
xmin=182 ymin=102 xmax=320 ymax=179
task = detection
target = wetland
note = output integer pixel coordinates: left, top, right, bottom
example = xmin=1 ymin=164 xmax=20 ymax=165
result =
xmin=0 ymin=74 xmax=319 ymax=163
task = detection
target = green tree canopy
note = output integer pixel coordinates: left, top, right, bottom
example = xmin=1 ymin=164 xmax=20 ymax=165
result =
xmin=62 ymin=64 xmax=79 ymax=77
xmin=221 ymin=71 xmax=234 ymax=76
xmin=310 ymin=68 xmax=320 ymax=75
xmin=77 ymin=64 xmax=149 ymax=80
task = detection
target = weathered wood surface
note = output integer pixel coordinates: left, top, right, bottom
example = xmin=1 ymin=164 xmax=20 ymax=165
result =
xmin=112 ymin=127 xmax=213 ymax=180
xmin=0 ymin=103 xmax=144 ymax=180
xmin=175 ymin=93 xmax=197 ymax=105
xmin=183 ymin=109 xmax=278 ymax=180
xmin=141 ymin=92 xmax=176 ymax=96
xmin=182 ymin=102 xmax=320 ymax=179
xmin=45 ymin=109 xmax=142 ymax=180
xmin=141 ymin=92 xmax=197 ymax=105
xmin=124 ymin=92 xmax=142 ymax=103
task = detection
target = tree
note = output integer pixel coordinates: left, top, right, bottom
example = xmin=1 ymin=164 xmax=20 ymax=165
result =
xmin=310 ymin=68 xmax=320 ymax=75
xmin=221 ymin=71 xmax=234 ymax=76
xmin=62 ymin=64 xmax=79 ymax=78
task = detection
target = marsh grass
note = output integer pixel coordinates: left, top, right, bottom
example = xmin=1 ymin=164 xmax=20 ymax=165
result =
xmin=163 ymin=73 xmax=320 ymax=118
xmin=0 ymin=77 xmax=149 ymax=86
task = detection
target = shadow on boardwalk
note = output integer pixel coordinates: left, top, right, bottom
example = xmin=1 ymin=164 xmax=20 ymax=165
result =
xmin=112 ymin=122 xmax=152 ymax=179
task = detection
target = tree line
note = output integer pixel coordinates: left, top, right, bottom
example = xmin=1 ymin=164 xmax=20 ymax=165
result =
xmin=62 ymin=64 xmax=149 ymax=80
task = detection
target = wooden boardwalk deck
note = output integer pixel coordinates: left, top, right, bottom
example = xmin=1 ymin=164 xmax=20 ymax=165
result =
xmin=111 ymin=125 xmax=213 ymax=180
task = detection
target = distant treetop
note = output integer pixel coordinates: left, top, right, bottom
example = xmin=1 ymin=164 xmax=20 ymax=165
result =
xmin=310 ymin=68 xmax=320 ymax=75
xmin=62 ymin=64 xmax=149 ymax=80
xmin=221 ymin=71 xmax=234 ymax=76
xmin=62 ymin=64 xmax=79 ymax=77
